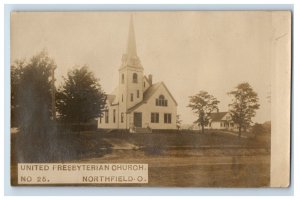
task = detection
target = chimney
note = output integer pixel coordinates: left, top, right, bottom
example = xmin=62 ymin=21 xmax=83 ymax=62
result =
xmin=148 ymin=74 xmax=152 ymax=85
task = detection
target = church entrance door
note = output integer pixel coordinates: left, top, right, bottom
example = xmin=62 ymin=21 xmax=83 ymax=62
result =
xmin=134 ymin=112 xmax=142 ymax=127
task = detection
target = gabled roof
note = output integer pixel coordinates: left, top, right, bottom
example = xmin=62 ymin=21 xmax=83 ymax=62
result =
xmin=143 ymin=82 xmax=161 ymax=101
xmin=161 ymin=82 xmax=178 ymax=106
xmin=127 ymin=81 xmax=177 ymax=113
xmin=209 ymin=112 xmax=228 ymax=122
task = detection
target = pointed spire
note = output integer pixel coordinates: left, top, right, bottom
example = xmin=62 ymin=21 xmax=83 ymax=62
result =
xmin=126 ymin=15 xmax=137 ymax=58
xmin=121 ymin=14 xmax=142 ymax=69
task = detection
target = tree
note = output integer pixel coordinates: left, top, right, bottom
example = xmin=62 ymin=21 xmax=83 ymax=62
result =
xmin=56 ymin=66 xmax=106 ymax=130
xmin=228 ymin=82 xmax=260 ymax=137
xmin=187 ymin=91 xmax=220 ymax=134
xmin=11 ymin=51 xmax=56 ymax=134
xmin=11 ymin=60 xmax=24 ymax=127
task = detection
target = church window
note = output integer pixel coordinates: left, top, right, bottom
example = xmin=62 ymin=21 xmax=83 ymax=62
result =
xmin=156 ymin=95 xmax=168 ymax=107
xmin=105 ymin=110 xmax=109 ymax=123
xmin=113 ymin=109 xmax=116 ymax=123
xmin=133 ymin=73 xmax=138 ymax=83
xmin=137 ymin=90 xmax=139 ymax=98
xmin=164 ymin=113 xmax=172 ymax=124
xmin=131 ymin=93 xmax=134 ymax=102
xmin=122 ymin=74 xmax=124 ymax=84
xmin=151 ymin=113 xmax=159 ymax=123
xmin=121 ymin=113 xmax=124 ymax=123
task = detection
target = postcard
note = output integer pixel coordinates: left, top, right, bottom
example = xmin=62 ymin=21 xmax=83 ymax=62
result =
xmin=10 ymin=11 xmax=291 ymax=187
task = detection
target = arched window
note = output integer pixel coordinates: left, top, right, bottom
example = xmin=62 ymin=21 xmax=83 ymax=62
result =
xmin=133 ymin=73 xmax=138 ymax=83
xmin=121 ymin=74 xmax=124 ymax=84
xmin=156 ymin=95 xmax=168 ymax=107
xmin=159 ymin=95 xmax=165 ymax=106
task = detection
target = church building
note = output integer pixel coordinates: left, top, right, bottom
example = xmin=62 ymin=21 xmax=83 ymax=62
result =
xmin=98 ymin=17 xmax=177 ymax=132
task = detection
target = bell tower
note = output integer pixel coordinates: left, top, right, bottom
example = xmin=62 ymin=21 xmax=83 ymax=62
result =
xmin=118 ymin=15 xmax=144 ymax=118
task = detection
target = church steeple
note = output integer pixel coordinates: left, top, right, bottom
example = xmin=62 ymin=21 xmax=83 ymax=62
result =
xmin=121 ymin=15 xmax=142 ymax=69
xmin=126 ymin=15 xmax=137 ymax=58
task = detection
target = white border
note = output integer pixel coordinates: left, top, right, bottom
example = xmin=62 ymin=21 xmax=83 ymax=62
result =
xmin=1 ymin=1 xmax=297 ymax=198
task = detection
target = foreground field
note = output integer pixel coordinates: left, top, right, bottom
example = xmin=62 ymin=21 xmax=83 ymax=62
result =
xmin=80 ymin=149 xmax=270 ymax=187
xmin=11 ymin=130 xmax=270 ymax=187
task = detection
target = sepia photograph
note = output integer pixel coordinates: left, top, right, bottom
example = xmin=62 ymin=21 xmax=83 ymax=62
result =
xmin=10 ymin=11 xmax=291 ymax=187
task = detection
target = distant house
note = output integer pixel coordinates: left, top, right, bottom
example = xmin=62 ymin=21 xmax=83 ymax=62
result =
xmin=205 ymin=112 xmax=239 ymax=131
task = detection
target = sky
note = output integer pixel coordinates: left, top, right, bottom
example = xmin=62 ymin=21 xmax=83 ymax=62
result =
xmin=11 ymin=11 xmax=273 ymax=124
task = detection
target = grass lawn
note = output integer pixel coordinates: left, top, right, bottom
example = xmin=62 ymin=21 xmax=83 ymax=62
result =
xmin=11 ymin=129 xmax=270 ymax=162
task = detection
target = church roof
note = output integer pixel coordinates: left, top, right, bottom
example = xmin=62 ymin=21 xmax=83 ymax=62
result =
xmin=127 ymin=82 xmax=178 ymax=113
xmin=209 ymin=112 xmax=228 ymax=122
xmin=143 ymin=82 xmax=161 ymax=101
